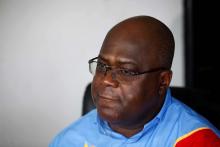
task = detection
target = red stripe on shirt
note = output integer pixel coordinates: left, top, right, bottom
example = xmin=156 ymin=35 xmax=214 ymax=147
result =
xmin=174 ymin=128 xmax=220 ymax=147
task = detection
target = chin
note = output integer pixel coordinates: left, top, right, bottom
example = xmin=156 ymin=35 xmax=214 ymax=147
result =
xmin=97 ymin=107 xmax=122 ymax=123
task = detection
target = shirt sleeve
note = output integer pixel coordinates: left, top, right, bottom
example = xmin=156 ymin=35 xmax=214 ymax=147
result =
xmin=174 ymin=127 xmax=220 ymax=147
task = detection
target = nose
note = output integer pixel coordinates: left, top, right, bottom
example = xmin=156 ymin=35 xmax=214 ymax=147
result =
xmin=103 ymin=70 xmax=119 ymax=88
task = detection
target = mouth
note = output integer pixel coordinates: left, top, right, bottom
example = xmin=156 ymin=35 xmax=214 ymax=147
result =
xmin=97 ymin=95 xmax=121 ymax=110
xmin=98 ymin=95 xmax=119 ymax=101
xmin=98 ymin=95 xmax=119 ymax=102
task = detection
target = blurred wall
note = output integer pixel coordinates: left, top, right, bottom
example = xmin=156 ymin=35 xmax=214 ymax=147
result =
xmin=0 ymin=0 xmax=183 ymax=146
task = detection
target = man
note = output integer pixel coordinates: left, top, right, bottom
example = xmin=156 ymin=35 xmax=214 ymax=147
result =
xmin=50 ymin=16 xmax=220 ymax=147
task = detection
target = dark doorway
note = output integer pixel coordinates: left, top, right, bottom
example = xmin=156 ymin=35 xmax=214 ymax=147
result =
xmin=184 ymin=0 xmax=219 ymax=128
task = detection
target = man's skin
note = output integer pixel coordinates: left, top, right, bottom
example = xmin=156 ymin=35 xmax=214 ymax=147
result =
xmin=91 ymin=16 xmax=175 ymax=138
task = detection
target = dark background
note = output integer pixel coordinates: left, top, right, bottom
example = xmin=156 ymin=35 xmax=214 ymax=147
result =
xmin=184 ymin=0 xmax=219 ymax=128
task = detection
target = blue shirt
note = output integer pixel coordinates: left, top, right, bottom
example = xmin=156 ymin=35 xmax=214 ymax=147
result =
xmin=49 ymin=89 xmax=220 ymax=147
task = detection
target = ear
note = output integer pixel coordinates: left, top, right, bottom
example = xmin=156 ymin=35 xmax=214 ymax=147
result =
xmin=158 ymin=70 xmax=172 ymax=95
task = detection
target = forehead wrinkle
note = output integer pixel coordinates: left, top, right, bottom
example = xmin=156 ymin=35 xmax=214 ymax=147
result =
xmin=98 ymin=54 xmax=139 ymax=67
xmin=100 ymin=42 xmax=147 ymax=66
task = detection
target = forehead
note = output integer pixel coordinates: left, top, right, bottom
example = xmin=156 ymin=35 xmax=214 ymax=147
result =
xmin=99 ymin=35 xmax=158 ymax=69
xmin=98 ymin=18 xmax=164 ymax=68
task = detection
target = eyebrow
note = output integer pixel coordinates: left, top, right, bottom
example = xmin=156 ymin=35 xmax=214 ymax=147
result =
xmin=98 ymin=55 xmax=138 ymax=66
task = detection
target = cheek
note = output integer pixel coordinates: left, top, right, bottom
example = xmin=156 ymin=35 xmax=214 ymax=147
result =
xmin=91 ymin=76 xmax=100 ymax=104
xmin=120 ymin=83 xmax=144 ymax=109
xmin=121 ymin=79 xmax=157 ymax=111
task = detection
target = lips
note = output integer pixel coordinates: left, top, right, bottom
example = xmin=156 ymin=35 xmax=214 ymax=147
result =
xmin=97 ymin=91 xmax=122 ymax=105
xmin=98 ymin=95 xmax=119 ymax=101
xmin=97 ymin=95 xmax=121 ymax=110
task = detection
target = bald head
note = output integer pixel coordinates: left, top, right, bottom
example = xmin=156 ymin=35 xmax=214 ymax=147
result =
xmin=101 ymin=15 xmax=175 ymax=69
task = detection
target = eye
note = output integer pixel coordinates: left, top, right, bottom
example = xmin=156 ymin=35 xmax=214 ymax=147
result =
xmin=118 ymin=69 xmax=138 ymax=76
xmin=96 ymin=61 xmax=107 ymax=72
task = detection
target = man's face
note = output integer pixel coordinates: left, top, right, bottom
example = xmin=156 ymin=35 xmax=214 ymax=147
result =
xmin=91 ymin=32 xmax=163 ymax=126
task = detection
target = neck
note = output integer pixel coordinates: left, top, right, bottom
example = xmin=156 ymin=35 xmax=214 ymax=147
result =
xmin=109 ymin=123 xmax=144 ymax=138
xmin=108 ymin=107 xmax=158 ymax=138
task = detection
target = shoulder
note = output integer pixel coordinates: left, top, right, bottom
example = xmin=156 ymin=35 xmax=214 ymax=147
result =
xmin=72 ymin=109 xmax=98 ymax=128
xmin=174 ymin=127 xmax=220 ymax=147
xmin=170 ymin=97 xmax=218 ymax=130
xmin=162 ymin=89 xmax=215 ymax=131
xmin=64 ymin=109 xmax=98 ymax=132
xmin=167 ymin=98 xmax=220 ymax=146
xmin=49 ymin=110 xmax=98 ymax=147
